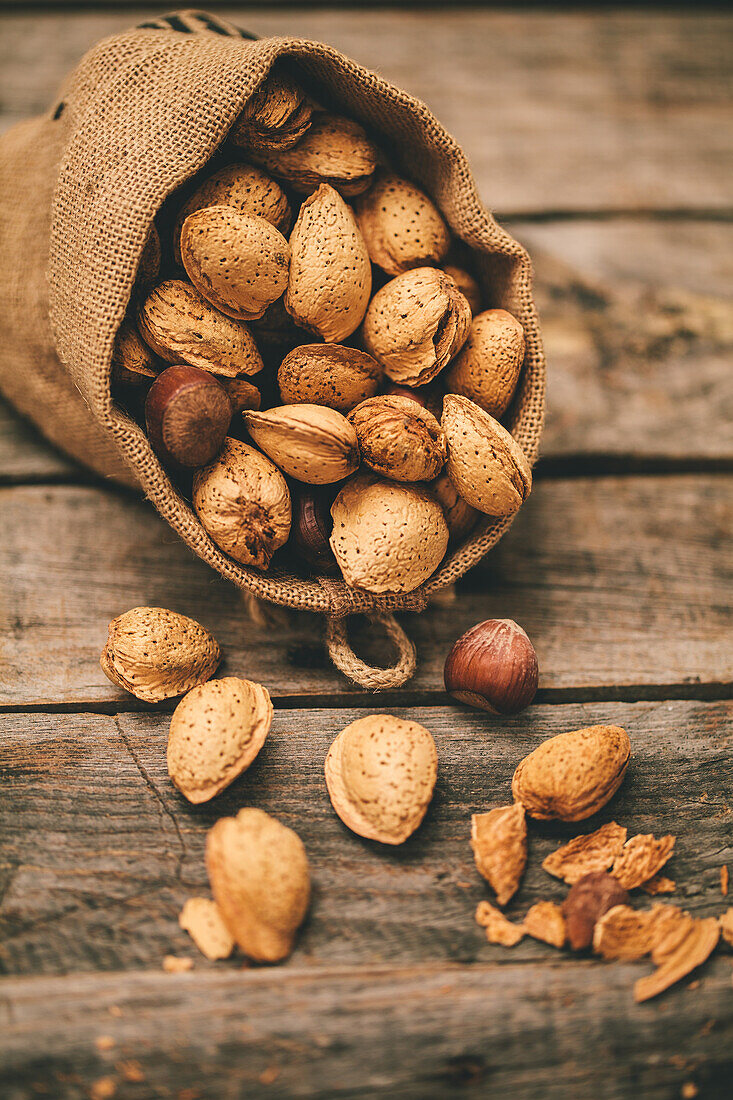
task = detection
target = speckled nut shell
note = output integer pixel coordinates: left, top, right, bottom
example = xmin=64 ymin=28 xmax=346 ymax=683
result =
xmin=173 ymin=163 xmax=292 ymax=264
xmin=362 ymin=267 xmax=471 ymax=386
xmin=442 ymin=394 xmax=532 ymax=516
xmin=167 ymin=677 xmax=273 ymax=803
xmin=180 ymin=206 xmax=290 ymax=322
xmin=285 ymin=184 xmax=372 ymax=343
xmin=244 ymin=404 xmax=360 ymax=485
xmin=330 ymin=473 xmax=449 ymax=593
xmin=431 ymin=469 xmax=480 ymax=542
xmin=111 ymin=320 xmax=159 ymax=386
xmin=354 ymin=172 xmax=450 ymax=276
xmin=137 ymin=280 xmax=263 ymax=378
xmin=324 ymin=715 xmax=438 ymax=844
xmin=443 ymin=264 xmax=482 ymax=315
xmin=100 ymin=607 xmax=220 ymax=703
xmin=193 ymin=438 xmax=291 ymax=569
xmin=256 ymin=113 xmax=377 ymax=196
xmin=445 ymin=309 xmax=525 ymax=417
xmin=206 ymin=807 xmax=311 ymax=963
xmin=278 ymin=344 xmax=382 ymax=413
xmin=512 ymin=725 xmax=631 ymax=822
xmin=347 ymin=395 xmax=446 ymax=481
xmin=229 ymin=72 xmax=313 ymax=154
xmin=219 ymin=376 xmax=261 ymax=415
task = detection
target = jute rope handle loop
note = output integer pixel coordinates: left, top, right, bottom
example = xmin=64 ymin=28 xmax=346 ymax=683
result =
xmin=326 ymin=613 xmax=417 ymax=690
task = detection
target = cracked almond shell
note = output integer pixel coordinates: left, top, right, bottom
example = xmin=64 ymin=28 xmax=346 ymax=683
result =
xmin=324 ymin=715 xmax=438 ymax=845
xmin=179 ymin=897 xmax=235 ymax=961
xmin=542 ymin=822 xmax=628 ymax=884
xmin=471 ymin=803 xmax=527 ymax=906
xmin=445 ymin=309 xmax=525 ymax=418
xmin=206 ymin=807 xmax=311 ymax=963
xmin=244 ymin=404 xmax=360 ymax=485
xmin=523 ymin=901 xmax=566 ymax=948
xmin=285 ymin=184 xmax=371 ymax=343
xmin=229 ymin=72 xmax=313 ymax=154
xmin=193 ymin=438 xmax=291 ymax=569
xmin=173 ymin=163 xmax=292 ymax=264
xmin=442 ymin=394 xmax=532 ymax=516
xmin=330 ymin=474 xmax=449 ymax=593
xmin=181 ymin=206 xmax=291 ymax=322
xmin=362 ymin=267 xmax=471 ymax=386
xmin=354 ymin=172 xmax=450 ymax=276
xmin=256 ymin=112 xmax=377 ymax=196
xmin=137 ymin=280 xmax=263 ymax=378
xmin=348 ymin=395 xmax=446 ymax=481
xmin=511 ymin=725 xmax=631 ymax=822
xmin=611 ymin=833 xmax=676 ymax=890
xmin=278 ymin=344 xmax=382 ymax=413
xmin=100 ymin=607 xmax=221 ymax=702
xmin=167 ymin=677 xmax=273 ymax=803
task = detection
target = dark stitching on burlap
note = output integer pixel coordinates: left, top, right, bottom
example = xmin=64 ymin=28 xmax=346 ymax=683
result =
xmin=52 ymin=103 xmax=65 ymax=121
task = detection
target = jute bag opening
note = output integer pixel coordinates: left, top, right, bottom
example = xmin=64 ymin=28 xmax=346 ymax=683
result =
xmin=0 ymin=10 xmax=545 ymax=689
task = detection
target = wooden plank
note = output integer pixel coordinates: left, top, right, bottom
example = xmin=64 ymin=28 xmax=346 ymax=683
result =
xmin=1 ymin=219 xmax=731 ymax=480
xmin=2 ymin=957 xmax=732 ymax=1100
xmin=0 ymin=476 xmax=730 ymax=706
xmin=1 ymin=701 xmax=730 ymax=976
xmin=0 ymin=11 xmax=730 ymax=214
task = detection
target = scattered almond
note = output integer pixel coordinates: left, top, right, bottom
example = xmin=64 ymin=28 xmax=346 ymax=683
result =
xmin=612 ymin=833 xmax=676 ymax=890
xmin=278 ymin=344 xmax=382 ymax=412
xmin=256 ymin=113 xmax=377 ymax=196
xmin=206 ymin=807 xmax=311 ymax=963
xmin=475 ymin=900 xmax=525 ymax=947
xmin=167 ymin=677 xmax=273 ymax=803
xmin=330 ymin=473 xmax=449 ymax=593
xmin=470 ymin=803 xmax=527 ymax=906
xmin=445 ymin=309 xmax=525 ymax=418
xmin=137 ymin=280 xmax=264 ymax=378
xmin=324 ymin=715 xmax=438 ymax=845
xmin=362 ymin=267 xmax=471 ymax=386
xmin=179 ymin=897 xmax=236 ymax=960
xmin=193 ymin=438 xmax=291 ymax=569
xmin=100 ymin=607 xmax=221 ymax=702
xmin=354 ymin=172 xmax=450 ymax=276
xmin=348 ymin=395 xmax=447 ymax=482
xmin=442 ymin=394 xmax=532 ymax=517
xmin=512 ymin=725 xmax=631 ymax=823
xmin=220 ymin=376 xmax=261 ymax=415
xmin=523 ymin=901 xmax=566 ymax=948
xmin=562 ymin=871 xmax=630 ymax=950
xmin=542 ymin=822 xmax=628 ymax=884
xmin=244 ymin=403 xmax=360 ymax=484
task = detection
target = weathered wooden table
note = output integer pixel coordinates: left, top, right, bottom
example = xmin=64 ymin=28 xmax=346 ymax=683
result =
xmin=1 ymin=7 xmax=732 ymax=1098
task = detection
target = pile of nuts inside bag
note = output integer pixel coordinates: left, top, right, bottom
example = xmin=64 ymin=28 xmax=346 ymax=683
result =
xmin=113 ymin=71 xmax=531 ymax=592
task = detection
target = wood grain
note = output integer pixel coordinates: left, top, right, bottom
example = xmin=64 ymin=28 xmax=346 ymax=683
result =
xmin=0 ymin=400 xmax=77 ymax=481
xmin=0 ymin=10 xmax=730 ymax=214
xmin=1 ymin=476 xmax=730 ymax=707
xmin=1 ymin=701 xmax=731 ymax=977
xmin=2 ymin=958 xmax=732 ymax=1100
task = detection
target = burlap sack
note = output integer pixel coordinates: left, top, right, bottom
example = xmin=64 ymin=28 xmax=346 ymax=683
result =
xmin=0 ymin=9 xmax=545 ymax=688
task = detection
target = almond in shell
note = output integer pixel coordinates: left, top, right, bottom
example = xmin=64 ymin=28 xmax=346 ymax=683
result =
xmin=330 ymin=473 xmax=449 ymax=593
xmin=167 ymin=677 xmax=273 ymax=803
xmin=442 ymin=394 xmax=532 ymax=516
xmin=111 ymin=320 xmax=159 ymax=386
xmin=362 ymin=267 xmax=471 ymax=387
xmin=229 ymin=72 xmax=313 ymax=154
xmin=354 ymin=172 xmax=450 ymax=276
xmin=137 ymin=280 xmax=263 ymax=378
xmin=511 ymin=725 xmax=631 ymax=822
xmin=324 ymin=715 xmax=438 ymax=845
xmin=348 ymin=395 xmax=446 ymax=481
xmin=445 ymin=309 xmax=525 ymax=418
xmin=256 ymin=112 xmax=377 ymax=196
xmin=193 ymin=438 xmax=291 ymax=569
xmin=206 ymin=807 xmax=311 ymax=963
xmin=244 ymin=404 xmax=360 ymax=485
xmin=100 ymin=607 xmax=220 ymax=702
xmin=285 ymin=184 xmax=371 ymax=342
xmin=431 ymin=470 xmax=480 ymax=542
xmin=443 ymin=264 xmax=482 ymax=315
xmin=278 ymin=344 xmax=382 ymax=413
xmin=180 ymin=206 xmax=290 ymax=322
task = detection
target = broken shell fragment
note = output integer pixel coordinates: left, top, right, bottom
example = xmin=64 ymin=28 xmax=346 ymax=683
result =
xmin=324 ymin=715 xmax=438 ymax=845
xmin=179 ymin=897 xmax=235 ymax=961
xmin=471 ymin=802 xmax=527 ymax=906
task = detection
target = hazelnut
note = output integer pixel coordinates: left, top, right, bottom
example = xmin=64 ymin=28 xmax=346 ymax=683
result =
xmin=145 ymin=364 xmax=232 ymax=469
xmin=290 ymin=486 xmax=337 ymax=573
xmin=347 ymin=395 xmax=446 ymax=482
xmin=562 ymin=872 xmax=630 ymax=951
xmin=444 ymin=619 xmax=538 ymax=714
